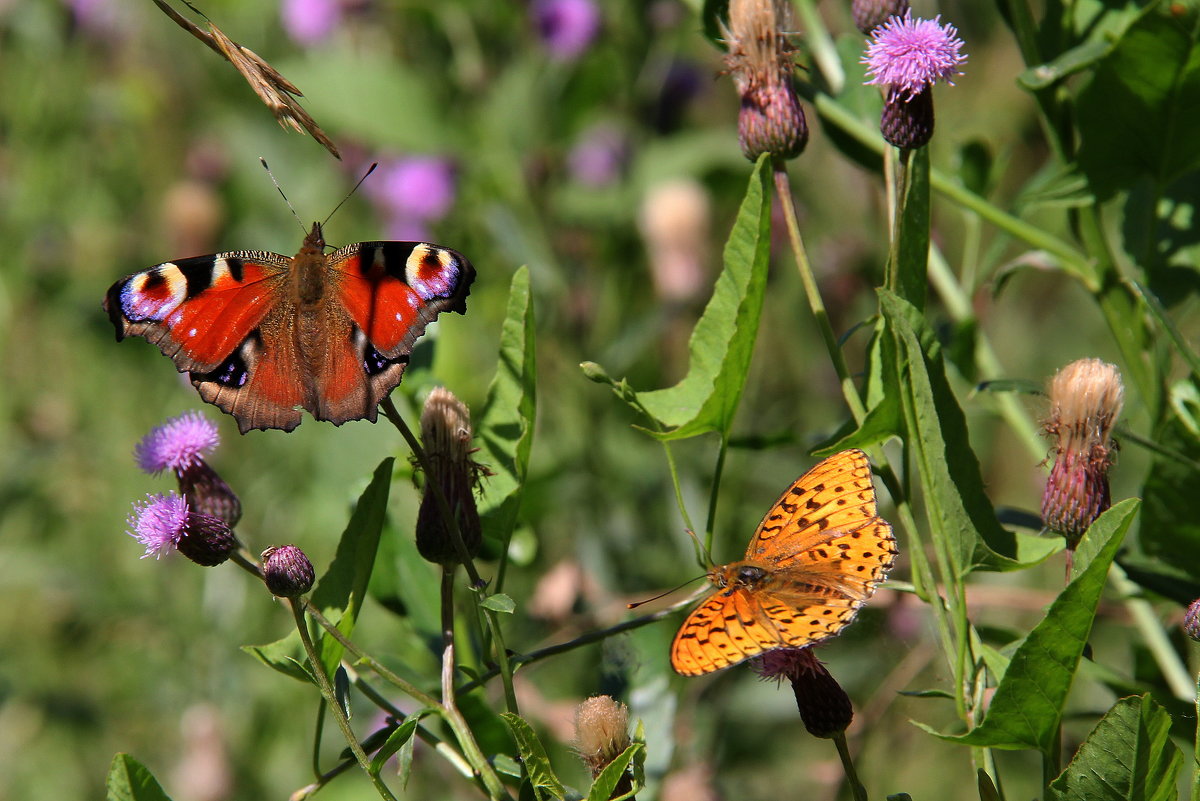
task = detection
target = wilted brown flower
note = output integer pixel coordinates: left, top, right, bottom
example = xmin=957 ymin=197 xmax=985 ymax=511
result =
xmin=574 ymin=695 xmax=634 ymax=799
xmin=1041 ymin=358 xmax=1124 ymax=549
xmin=416 ymin=387 xmax=484 ymax=566
xmin=722 ymin=0 xmax=808 ymax=161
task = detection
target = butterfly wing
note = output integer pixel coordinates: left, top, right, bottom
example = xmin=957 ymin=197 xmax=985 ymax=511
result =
xmin=671 ymin=587 xmax=791 ymax=676
xmin=748 ymin=449 xmax=896 ymax=597
xmin=314 ymin=241 xmax=475 ymax=426
xmin=104 ymin=251 xmax=310 ymax=432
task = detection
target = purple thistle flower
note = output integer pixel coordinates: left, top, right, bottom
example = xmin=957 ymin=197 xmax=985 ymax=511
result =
xmin=127 ymin=493 xmax=190 ymax=559
xmin=531 ymin=0 xmax=601 ymax=61
xmin=567 ymin=124 xmax=629 ymax=187
xmin=281 ymin=0 xmax=342 ymax=46
xmin=862 ymin=13 xmax=966 ymax=100
xmin=134 ymin=411 xmax=220 ymax=476
xmin=367 ymin=156 xmax=457 ymax=233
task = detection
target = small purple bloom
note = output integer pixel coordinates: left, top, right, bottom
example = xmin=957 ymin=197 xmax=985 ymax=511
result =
xmin=369 ymin=156 xmax=457 ymax=223
xmin=863 ymin=13 xmax=966 ymax=99
xmin=127 ymin=493 xmax=190 ymax=559
xmin=567 ymin=125 xmax=629 ymax=186
xmin=134 ymin=411 xmax=220 ymax=475
xmin=531 ymin=0 xmax=601 ymax=61
xmin=281 ymin=0 xmax=342 ymax=46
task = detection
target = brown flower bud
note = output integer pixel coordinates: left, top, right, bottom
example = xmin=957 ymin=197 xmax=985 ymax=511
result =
xmin=723 ymin=0 xmax=809 ymax=161
xmin=880 ymin=85 xmax=934 ymax=150
xmin=755 ymin=648 xmax=853 ymax=738
xmin=416 ymin=388 xmax=483 ymax=566
xmin=852 ymin=0 xmax=910 ymax=34
xmin=178 ymin=460 xmax=242 ymax=528
xmin=176 ymin=512 xmax=236 ymax=567
xmin=261 ymin=545 xmax=315 ymax=597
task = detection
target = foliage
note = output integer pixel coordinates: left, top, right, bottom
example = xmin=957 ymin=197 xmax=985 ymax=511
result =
xmin=1 ymin=1 xmax=1198 ymax=800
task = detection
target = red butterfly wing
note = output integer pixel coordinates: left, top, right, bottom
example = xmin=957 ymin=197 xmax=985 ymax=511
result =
xmin=314 ymin=241 xmax=475 ymax=425
xmin=104 ymin=250 xmax=308 ymax=432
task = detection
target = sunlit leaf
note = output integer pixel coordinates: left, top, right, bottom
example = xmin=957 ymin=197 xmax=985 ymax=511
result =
xmin=106 ymin=754 xmax=173 ymax=801
xmin=501 ymin=712 xmax=566 ymax=800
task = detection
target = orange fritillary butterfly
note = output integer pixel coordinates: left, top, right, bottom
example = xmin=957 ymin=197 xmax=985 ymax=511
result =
xmin=670 ymin=449 xmax=897 ymax=676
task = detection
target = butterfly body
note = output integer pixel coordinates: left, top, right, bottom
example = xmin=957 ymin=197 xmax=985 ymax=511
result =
xmin=671 ymin=450 xmax=897 ymax=676
xmin=105 ymin=223 xmax=475 ymax=433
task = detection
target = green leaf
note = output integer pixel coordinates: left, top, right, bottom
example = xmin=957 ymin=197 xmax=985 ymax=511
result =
xmin=586 ymin=743 xmax=643 ymax=801
xmin=593 ymin=156 xmax=772 ymax=440
xmin=479 ymin=266 xmax=537 ymax=547
xmin=891 ymin=147 xmax=931 ymax=311
xmin=501 ymin=712 xmax=566 ymax=800
xmin=880 ymin=290 xmax=1057 ymax=572
xmin=310 ymin=458 xmax=393 ymax=677
xmin=371 ymin=715 xmax=427 ymax=779
xmin=1077 ymin=12 xmax=1200 ymax=198
xmin=494 ymin=754 xmax=523 ymax=779
xmin=106 ymin=754 xmax=173 ymax=801
xmin=241 ymin=637 xmax=315 ymax=684
xmin=919 ymin=500 xmax=1138 ymax=752
xmin=1047 ymin=694 xmax=1182 ymax=801
xmin=1142 ymin=391 xmax=1200 ymax=577
xmin=480 ymin=593 xmax=516 ymax=614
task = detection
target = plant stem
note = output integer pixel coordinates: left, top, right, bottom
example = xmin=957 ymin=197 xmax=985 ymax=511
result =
xmin=832 ymin=732 xmax=867 ymax=801
xmin=289 ymin=599 xmax=399 ymax=801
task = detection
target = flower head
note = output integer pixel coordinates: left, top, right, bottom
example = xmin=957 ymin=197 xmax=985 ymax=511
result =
xmin=135 ymin=411 xmax=220 ymax=476
xmin=755 ymin=648 xmax=853 ymax=738
xmin=367 ymin=156 xmax=457 ymax=241
xmin=416 ymin=388 xmax=484 ymax=566
xmin=568 ymin=124 xmax=630 ymax=187
xmin=261 ymin=545 xmax=316 ymax=597
xmin=127 ymin=492 xmax=190 ymax=559
xmin=532 ymin=0 xmax=601 ymax=61
xmin=1185 ymin=599 xmax=1200 ymax=642
xmin=1041 ymin=358 xmax=1124 ymax=548
xmin=723 ymin=0 xmax=808 ymax=161
xmin=281 ymin=0 xmax=342 ymax=46
xmin=573 ymin=696 xmax=633 ymax=793
xmin=863 ymin=13 xmax=966 ymax=99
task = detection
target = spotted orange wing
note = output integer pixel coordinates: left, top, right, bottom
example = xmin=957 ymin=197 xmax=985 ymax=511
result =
xmin=670 ymin=450 xmax=897 ymax=676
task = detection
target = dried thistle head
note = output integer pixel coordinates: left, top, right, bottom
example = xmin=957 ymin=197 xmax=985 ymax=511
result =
xmin=416 ymin=387 xmax=484 ymax=566
xmin=721 ymin=0 xmax=808 ymax=161
xmin=1041 ymin=359 xmax=1125 ymax=546
xmin=573 ymin=695 xmax=632 ymax=777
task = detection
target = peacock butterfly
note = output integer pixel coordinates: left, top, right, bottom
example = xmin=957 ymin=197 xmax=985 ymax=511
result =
xmin=104 ymin=222 xmax=475 ymax=433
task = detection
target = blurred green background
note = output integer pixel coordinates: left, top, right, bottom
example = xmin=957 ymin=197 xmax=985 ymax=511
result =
xmin=0 ymin=1 xmax=1154 ymax=799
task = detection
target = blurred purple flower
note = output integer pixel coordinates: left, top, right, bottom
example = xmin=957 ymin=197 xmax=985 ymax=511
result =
xmin=863 ymin=12 xmax=966 ymax=99
xmin=531 ymin=0 xmax=601 ymax=61
xmin=367 ymin=156 xmax=457 ymax=240
xmin=281 ymin=0 xmax=343 ymax=46
xmin=134 ymin=411 xmax=220 ymax=476
xmin=127 ymin=493 xmax=190 ymax=559
xmin=69 ymin=0 xmax=123 ymax=35
xmin=568 ymin=125 xmax=629 ymax=186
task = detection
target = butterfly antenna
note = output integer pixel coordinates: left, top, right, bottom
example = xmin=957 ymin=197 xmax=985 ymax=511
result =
xmin=322 ymin=162 xmax=377 ymax=228
xmin=259 ymin=157 xmax=306 ymax=235
xmin=627 ymin=575 xmax=708 ymax=610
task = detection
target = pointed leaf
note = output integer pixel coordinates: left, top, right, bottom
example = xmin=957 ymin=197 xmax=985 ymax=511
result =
xmin=310 ymin=458 xmax=393 ymax=677
xmin=241 ymin=636 xmax=314 ymax=684
xmin=479 ymin=266 xmax=537 ymax=546
xmin=501 ymin=712 xmax=566 ymax=800
xmin=594 ymin=156 xmax=771 ymax=440
xmin=480 ymin=593 xmax=516 ymax=613
xmin=586 ymin=743 xmax=643 ymax=801
xmin=106 ymin=754 xmax=173 ymax=801
xmin=892 ymin=147 xmax=930 ymax=310
xmin=919 ymin=500 xmax=1138 ymax=752
xmin=1047 ymin=694 xmax=1182 ymax=801
xmin=881 ymin=290 xmax=1057 ymax=572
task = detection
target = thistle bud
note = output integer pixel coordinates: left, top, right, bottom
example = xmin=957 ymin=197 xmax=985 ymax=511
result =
xmin=852 ymin=0 xmax=910 ymax=34
xmin=573 ymin=695 xmax=634 ymax=799
xmin=261 ymin=545 xmax=315 ymax=597
xmin=723 ymin=0 xmax=808 ymax=161
xmin=176 ymin=512 xmax=237 ymax=567
xmin=1041 ymin=359 xmax=1124 ymax=548
xmin=879 ymin=86 xmax=934 ymax=150
xmin=178 ymin=460 xmax=242 ymax=528
xmin=1185 ymin=599 xmax=1200 ymax=642
xmin=755 ymin=648 xmax=853 ymax=738
xmin=416 ymin=387 xmax=483 ymax=566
